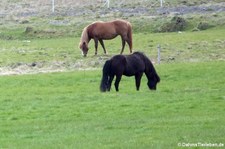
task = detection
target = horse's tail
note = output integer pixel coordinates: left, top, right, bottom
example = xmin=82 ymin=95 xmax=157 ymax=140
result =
xmin=127 ymin=22 xmax=133 ymax=53
xmin=100 ymin=60 xmax=111 ymax=92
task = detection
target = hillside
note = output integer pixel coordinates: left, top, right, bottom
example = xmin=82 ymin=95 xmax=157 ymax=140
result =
xmin=0 ymin=0 xmax=225 ymax=36
xmin=1 ymin=0 xmax=225 ymax=18
xmin=0 ymin=0 xmax=225 ymax=75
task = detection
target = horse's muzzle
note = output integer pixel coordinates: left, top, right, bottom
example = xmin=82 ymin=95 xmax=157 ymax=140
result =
xmin=150 ymin=87 xmax=156 ymax=90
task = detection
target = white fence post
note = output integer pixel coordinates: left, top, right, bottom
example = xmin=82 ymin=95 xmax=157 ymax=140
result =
xmin=103 ymin=0 xmax=110 ymax=8
xmin=107 ymin=0 xmax=110 ymax=8
xmin=160 ymin=0 xmax=164 ymax=7
xmin=157 ymin=44 xmax=161 ymax=64
xmin=52 ymin=0 xmax=55 ymax=13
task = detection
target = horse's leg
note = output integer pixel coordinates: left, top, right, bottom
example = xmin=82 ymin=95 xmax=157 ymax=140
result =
xmin=135 ymin=73 xmax=143 ymax=91
xmin=114 ymin=75 xmax=122 ymax=92
xmin=108 ymin=75 xmax=114 ymax=91
xmin=99 ymin=39 xmax=107 ymax=55
xmin=120 ymin=37 xmax=126 ymax=54
xmin=94 ymin=38 xmax=98 ymax=55
xmin=126 ymin=39 xmax=132 ymax=53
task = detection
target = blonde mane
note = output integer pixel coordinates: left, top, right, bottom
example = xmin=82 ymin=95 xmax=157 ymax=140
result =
xmin=79 ymin=26 xmax=89 ymax=48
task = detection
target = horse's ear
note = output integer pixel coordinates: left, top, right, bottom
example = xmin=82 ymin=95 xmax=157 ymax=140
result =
xmin=79 ymin=42 xmax=85 ymax=49
xmin=82 ymin=42 xmax=88 ymax=48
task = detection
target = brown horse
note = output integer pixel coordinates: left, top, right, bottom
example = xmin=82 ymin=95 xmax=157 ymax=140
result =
xmin=79 ymin=19 xmax=133 ymax=57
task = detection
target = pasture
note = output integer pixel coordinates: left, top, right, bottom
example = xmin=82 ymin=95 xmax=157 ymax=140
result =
xmin=0 ymin=62 xmax=225 ymax=148
xmin=0 ymin=26 xmax=225 ymax=149
xmin=0 ymin=0 xmax=225 ymax=148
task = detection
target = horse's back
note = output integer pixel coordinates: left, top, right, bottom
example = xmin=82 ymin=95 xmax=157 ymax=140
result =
xmin=107 ymin=52 xmax=146 ymax=77
xmin=110 ymin=55 xmax=126 ymax=75
xmin=92 ymin=19 xmax=130 ymax=34
xmin=124 ymin=53 xmax=145 ymax=75
xmin=87 ymin=21 xmax=117 ymax=39
xmin=112 ymin=20 xmax=131 ymax=34
xmin=111 ymin=55 xmax=126 ymax=66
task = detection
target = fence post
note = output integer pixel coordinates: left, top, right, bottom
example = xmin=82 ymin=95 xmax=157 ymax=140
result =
xmin=107 ymin=0 xmax=110 ymax=8
xmin=52 ymin=0 xmax=55 ymax=13
xmin=160 ymin=0 xmax=164 ymax=7
xmin=157 ymin=44 xmax=161 ymax=64
xmin=103 ymin=0 xmax=110 ymax=8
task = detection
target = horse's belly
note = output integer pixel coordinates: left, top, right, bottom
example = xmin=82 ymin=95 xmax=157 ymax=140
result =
xmin=123 ymin=68 xmax=140 ymax=76
xmin=95 ymin=26 xmax=117 ymax=39
xmin=123 ymin=72 xmax=134 ymax=77
xmin=124 ymin=61 xmax=145 ymax=77
xmin=101 ymin=33 xmax=118 ymax=40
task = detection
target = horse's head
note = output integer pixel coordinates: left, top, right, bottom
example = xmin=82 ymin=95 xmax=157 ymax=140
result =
xmin=79 ymin=26 xmax=89 ymax=57
xmin=147 ymin=74 xmax=160 ymax=90
xmin=80 ymin=41 xmax=89 ymax=57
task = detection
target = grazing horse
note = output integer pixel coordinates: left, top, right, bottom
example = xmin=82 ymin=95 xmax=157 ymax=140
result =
xmin=100 ymin=52 xmax=160 ymax=92
xmin=79 ymin=19 xmax=132 ymax=57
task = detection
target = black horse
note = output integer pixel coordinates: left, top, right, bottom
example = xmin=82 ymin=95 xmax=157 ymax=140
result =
xmin=100 ymin=52 xmax=160 ymax=92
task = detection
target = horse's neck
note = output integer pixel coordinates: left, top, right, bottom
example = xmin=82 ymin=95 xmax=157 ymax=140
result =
xmin=81 ymin=28 xmax=89 ymax=43
xmin=145 ymin=60 xmax=155 ymax=80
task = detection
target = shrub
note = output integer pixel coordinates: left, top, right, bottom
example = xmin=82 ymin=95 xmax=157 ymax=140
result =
xmin=197 ymin=22 xmax=212 ymax=30
xmin=157 ymin=16 xmax=187 ymax=32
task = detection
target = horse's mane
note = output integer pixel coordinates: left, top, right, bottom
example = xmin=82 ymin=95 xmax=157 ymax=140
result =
xmin=134 ymin=52 xmax=160 ymax=82
xmin=79 ymin=26 xmax=89 ymax=48
xmin=79 ymin=21 xmax=105 ymax=48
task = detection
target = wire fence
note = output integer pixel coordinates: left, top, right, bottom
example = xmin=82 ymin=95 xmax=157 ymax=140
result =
xmin=0 ymin=0 xmax=163 ymax=17
xmin=1 ymin=0 xmax=162 ymax=10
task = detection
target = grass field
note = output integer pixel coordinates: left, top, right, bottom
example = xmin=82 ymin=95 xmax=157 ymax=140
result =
xmin=0 ymin=0 xmax=225 ymax=148
xmin=0 ymin=28 xmax=225 ymax=148
xmin=0 ymin=62 xmax=225 ymax=148
xmin=0 ymin=20 xmax=225 ymax=149
xmin=0 ymin=28 xmax=224 ymax=68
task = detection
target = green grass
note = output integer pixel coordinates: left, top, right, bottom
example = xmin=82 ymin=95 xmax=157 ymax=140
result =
xmin=0 ymin=2 xmax=225 ymax=147
xmin=0 ymin=61 xmax=225 ymax=148
xmin=0 ymin=28 xmax=224 ymax=67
